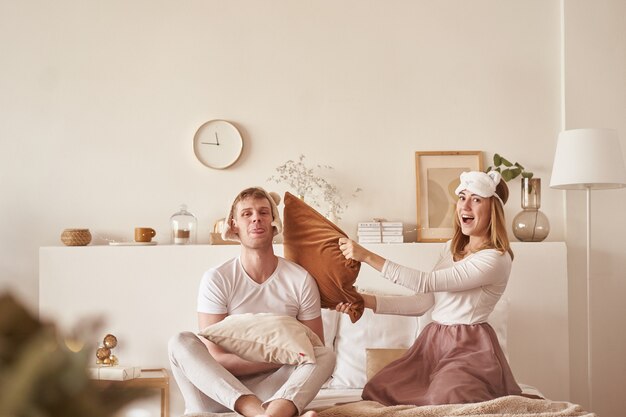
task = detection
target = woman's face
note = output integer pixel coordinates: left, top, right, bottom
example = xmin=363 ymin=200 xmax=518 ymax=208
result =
xmin=456 ymin=190 xmax=492 ymax=238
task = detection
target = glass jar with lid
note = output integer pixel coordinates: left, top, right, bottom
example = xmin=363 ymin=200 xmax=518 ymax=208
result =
xmin=170 ymin=204 xmax=197 ymax=244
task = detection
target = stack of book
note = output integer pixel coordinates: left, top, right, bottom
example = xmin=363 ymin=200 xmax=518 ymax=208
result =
xmin=357 ymin=221 xmax=404 ymax=243
xmin=357 ymin=222 xmax=382 ymax=243
xmin=88 ymin=365 xmax=142 ymax=381
xmin=381 ymin=221 xmax=404 ymax=243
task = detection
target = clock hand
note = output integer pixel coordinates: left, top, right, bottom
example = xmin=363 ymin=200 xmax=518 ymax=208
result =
xmin=201 ymin=132 xmax=221 ymax=146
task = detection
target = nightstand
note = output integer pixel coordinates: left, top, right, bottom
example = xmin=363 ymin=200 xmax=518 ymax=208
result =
xmin=91 ymin=368 xmax=170 ymax=417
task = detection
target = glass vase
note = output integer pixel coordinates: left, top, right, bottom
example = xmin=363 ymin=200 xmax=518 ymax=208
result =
xmin=512 ymin=178 xmax=550 ymax=242
xmin=170 ymin=204 xmax=197 ymax=245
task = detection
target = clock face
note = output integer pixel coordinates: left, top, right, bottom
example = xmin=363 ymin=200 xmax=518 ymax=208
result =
xmin=193 ymin=120 xmax=243 ymax=169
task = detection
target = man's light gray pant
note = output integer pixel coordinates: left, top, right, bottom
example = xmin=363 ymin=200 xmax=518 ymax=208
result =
xmin=168 ymin=331 xmax=336 ymax=415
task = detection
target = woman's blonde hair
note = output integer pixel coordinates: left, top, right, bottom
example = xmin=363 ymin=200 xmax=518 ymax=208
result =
xmin=451 ymin=180 xmax=514 ymax=261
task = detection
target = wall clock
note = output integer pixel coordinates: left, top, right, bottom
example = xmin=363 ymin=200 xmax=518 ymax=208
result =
xmin=193 ymin=119 xmax=243 ymax=169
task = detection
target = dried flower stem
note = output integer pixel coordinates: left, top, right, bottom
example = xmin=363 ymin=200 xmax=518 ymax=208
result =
xmin=267 ymin=154 xmax=361 ymax=221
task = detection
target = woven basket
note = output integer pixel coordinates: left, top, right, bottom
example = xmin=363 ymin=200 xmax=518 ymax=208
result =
xmin=61 ymin=229 xmax=92 ymax=246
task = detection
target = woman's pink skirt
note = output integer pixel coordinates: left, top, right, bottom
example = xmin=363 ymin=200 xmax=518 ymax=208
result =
xmin=362 ymin=322 xmax=522 ymax=406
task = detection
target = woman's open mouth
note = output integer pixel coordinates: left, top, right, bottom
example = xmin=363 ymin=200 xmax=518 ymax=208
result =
xmin=461 ymin=214 xmax=474 ymax=225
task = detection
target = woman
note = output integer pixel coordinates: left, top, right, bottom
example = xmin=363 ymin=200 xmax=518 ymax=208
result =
xmin=336 ymin=170 xmax=522 ymax=406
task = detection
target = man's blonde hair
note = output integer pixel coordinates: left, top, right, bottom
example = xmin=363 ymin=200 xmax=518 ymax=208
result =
xmin=228 ymin=187 xmax=274 ymax=224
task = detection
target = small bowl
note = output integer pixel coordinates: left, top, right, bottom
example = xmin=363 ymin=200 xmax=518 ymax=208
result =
xmin=61 ymin=229 xmax=92 ymax=246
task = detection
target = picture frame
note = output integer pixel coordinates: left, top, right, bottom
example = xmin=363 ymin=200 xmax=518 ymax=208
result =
xmin=415 ymin=151 xmax=484 ymax=242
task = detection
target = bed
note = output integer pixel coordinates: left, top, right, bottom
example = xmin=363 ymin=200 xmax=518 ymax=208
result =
xmin=39 ymin=242 xmax=581 ymax=416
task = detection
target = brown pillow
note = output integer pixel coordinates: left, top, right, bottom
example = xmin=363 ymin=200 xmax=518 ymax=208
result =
xmin=282 ymin=192 xmax=364 ymax=323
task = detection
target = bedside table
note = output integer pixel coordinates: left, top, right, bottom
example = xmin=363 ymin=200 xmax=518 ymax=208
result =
xmin=91 ymin=368 xmax=170 ymax=417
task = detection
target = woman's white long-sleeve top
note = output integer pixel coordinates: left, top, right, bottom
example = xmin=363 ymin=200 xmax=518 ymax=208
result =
xmin=375 ymin=241 xmax=512 ymax=324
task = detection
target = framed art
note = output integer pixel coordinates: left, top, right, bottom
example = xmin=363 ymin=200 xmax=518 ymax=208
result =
xmin=415 ymin=151 xmax=483 ymax=242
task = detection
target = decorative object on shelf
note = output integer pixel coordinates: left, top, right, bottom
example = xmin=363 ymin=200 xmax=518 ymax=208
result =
xmin=108 ymin=241 xmax=157 ymax=246
xmin=0 ymin=293 xmax=149 ymax=417
xmin=268 ymin=154 xmax=361 ymax=221
xmin=486 ymin=153 xmax=534 ymax=181
xmin=415 ymin=151 xmax=483 ymax=242
xmin=209 ymin=233 xmax=240 ymax=245
xmin=512 ymin=178 xmax=550 ymax=242
xmin=60 ymin=228 xmax=92 ymax=246
xmin=103 ymin=333 xmax=118 ymax=349
xmin=134 ymin=227 xmax=156 ymax=243
xmin=214 ymin=218 xmax=226 ymax=234
xmin=485 ymin=153 xmax=548 ymax=241
xmin=96 ymin=333 xmax=119 ymax=366
xmin=209 ymin=218 xmax=239 ymax=245
xmin=92 ymin=232 xmax=157 ymax=246
xmin=550 ymin=128 xmax=626 ymax=410
xmin=193 ymin=119 xmax=244 ymax=169
xmin=170 ymin=204 xmax=197 ymax=245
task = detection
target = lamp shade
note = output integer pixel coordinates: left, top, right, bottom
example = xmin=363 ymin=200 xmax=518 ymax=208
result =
xmin=550 ymin=128 xmax=626 ymax=190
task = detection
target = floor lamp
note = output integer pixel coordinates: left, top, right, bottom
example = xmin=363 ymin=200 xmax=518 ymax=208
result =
xmin=550 ymin=128 xmax=626 ymax=409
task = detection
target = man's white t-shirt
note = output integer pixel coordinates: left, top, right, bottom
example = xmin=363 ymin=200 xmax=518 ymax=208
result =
xmin=197 ymin=256 xmax=321 ymax=321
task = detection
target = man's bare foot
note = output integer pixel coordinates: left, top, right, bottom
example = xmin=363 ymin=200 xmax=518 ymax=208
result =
xmin=235 ymin=395 xmax=266 ymax=417
xmin=263 ymin=398 xmax=297 ymax=417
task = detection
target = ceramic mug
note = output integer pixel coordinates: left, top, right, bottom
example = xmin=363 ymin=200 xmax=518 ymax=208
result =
xmin=135 ymin=227 xmax=156 ymax=243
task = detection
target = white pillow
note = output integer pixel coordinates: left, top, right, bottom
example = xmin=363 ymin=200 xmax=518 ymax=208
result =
xmin=199 ymin=313 xmax=322 ymax=365
xmin=329 ymin=308 xmax=420 ymax=388
xmin=320 ymin=309 xmax=341 ymax=388
xmin=329 ymin=298 xmax=509 ymax=389
xmin=321 ymin=309 xmax=340 ymax=349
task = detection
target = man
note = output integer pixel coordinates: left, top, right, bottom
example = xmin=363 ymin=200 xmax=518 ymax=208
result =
xmin=169 ymin=187 xmax=335 ymax=417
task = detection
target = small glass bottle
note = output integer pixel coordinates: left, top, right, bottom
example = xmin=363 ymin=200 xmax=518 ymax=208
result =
xmin=170 ymin=204 xmax=197 ymax=245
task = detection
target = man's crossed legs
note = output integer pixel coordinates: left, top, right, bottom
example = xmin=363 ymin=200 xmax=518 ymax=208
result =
xmin=169 ymin=332 xmax=336 ymax=417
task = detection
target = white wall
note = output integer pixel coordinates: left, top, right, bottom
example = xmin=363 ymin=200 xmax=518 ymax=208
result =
xmin=18 ymin=0 xmax=626 ymax=407
xmin=0 ymin=0 xmax=562 ymax=304
xmin=563 ymin=1 xmax=626 ymax=416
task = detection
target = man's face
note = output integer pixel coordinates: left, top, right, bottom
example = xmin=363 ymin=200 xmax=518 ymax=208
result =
xmin=231 ymin=196 xmax=274 ymax=248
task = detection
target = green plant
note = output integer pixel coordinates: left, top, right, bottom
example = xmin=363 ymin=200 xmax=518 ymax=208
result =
xmin=0 ymin=292 xmax=150 ymax=417
xmin=486 ymin=153 xmax=534 ymax=182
